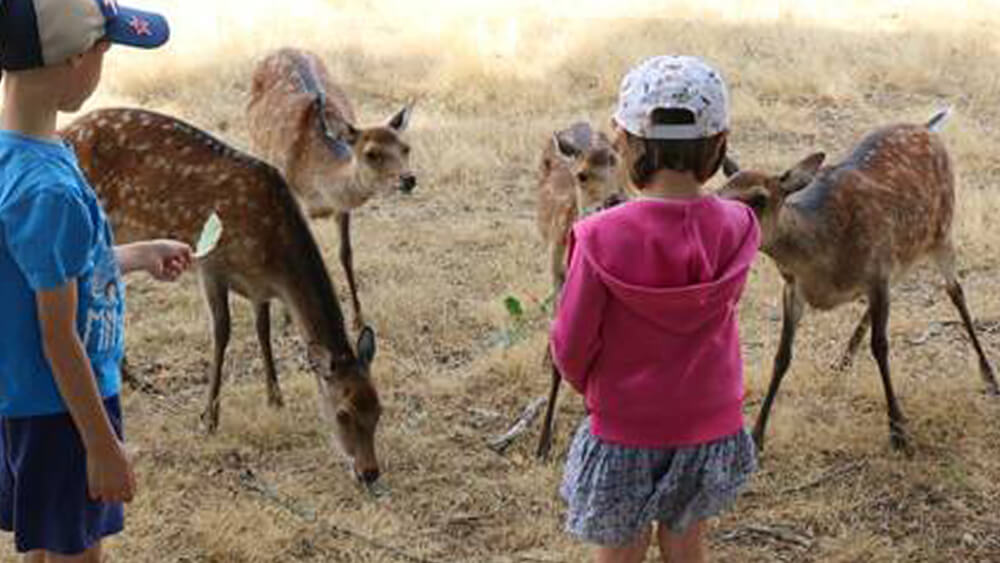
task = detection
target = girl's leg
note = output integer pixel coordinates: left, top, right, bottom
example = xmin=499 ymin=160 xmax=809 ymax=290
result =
xmin=44 ymin=542 xmax=102 ymax=563
xmin=658 ymin=521 xmax=706 ymax=563
xmin=23 ymin=551 xmax=45 ymax=563
xmin=596 ymin=524 xmax=652 ymax=563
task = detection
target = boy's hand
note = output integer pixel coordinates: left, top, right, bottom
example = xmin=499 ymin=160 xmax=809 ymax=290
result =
xmin=141 ymin=239 xmax=193 ymax=281
xmin=86 ymin=439 xmax=136 ymax=503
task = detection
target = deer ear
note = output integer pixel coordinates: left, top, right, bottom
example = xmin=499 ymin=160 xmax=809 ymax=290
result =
xmin=780 ymin=152 xmax=825 ymax=193
xmin=386 ymin=105 xmax=413 ymax=132
xmin=342 ymin=123 xmax=360 ymax=145
xmin=722 ymin=155 xmax=740 ymax=178
xmin=552 ymin=133 xmax=577 ymax=160
xmin=356 ymin=326 xmax=376 ymax=368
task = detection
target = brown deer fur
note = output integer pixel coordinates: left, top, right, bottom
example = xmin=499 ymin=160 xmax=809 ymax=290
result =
xmin=534 ymin=122 xmax=623 ymax=459
xmin=61 ymin=108 xmax=384 ymax=484
xmin=718 ymin=109 xmax=998 ymax=453
xmin=247 ymin=47 xmax=415 ymax=329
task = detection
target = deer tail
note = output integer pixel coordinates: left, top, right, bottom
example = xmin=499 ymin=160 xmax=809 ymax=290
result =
xmin=926 ymin=106 xmax=953 ymax=132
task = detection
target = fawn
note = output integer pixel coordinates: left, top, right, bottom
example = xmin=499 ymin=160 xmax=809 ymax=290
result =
xmin=718 ymin=108 xmax=998 ymax=453
xmin=247 ymin=47 xmax=415 ymax=329
xmin=61 ymin=108 xmax=384 ymax=483
xmin=535 ymin=122 xmax=624 ymax=459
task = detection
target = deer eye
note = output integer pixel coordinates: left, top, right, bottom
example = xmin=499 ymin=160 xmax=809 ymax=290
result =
xmin=401 ymin=146 xmax=411 ymax=157
xmin=365 ymin=151 xmax=384 ymax=164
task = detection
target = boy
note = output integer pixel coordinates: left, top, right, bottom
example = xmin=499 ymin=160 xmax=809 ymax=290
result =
xmin=0 ymin=1 xmax=190 ymax=560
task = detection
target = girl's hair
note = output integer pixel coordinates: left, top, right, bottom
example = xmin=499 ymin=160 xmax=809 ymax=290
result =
xmin=616 ymin=108 xmax=728 ymax=188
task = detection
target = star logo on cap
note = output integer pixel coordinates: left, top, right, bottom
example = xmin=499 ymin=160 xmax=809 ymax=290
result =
xmin=129 ymin=15 xmax=152 ymax=36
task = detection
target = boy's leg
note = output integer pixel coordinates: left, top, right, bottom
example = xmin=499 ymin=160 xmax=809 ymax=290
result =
xmin=43 ymin=542 xmax=101 ymax=562
xmin=23 ymin=550 xmax=44 ymax=562
xmin=595 ymin=524 xmax=652 ymax=563
xmin=658 ymin=521 xmax=706 ymax=563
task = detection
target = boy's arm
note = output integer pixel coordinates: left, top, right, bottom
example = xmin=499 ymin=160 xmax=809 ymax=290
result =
xmin=550 ymin=231 xmax=608 ymax=394
xmin=115 ymin=240 xmax=192 ymax=280
xmin=36 ymin=282 xmax=135 ymax=504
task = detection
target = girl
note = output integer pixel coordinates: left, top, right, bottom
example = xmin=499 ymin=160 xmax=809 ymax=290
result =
xmin=551 ymin=55 xmax=760 ymax=563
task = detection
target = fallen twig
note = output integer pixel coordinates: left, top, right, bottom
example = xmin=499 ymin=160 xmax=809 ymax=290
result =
xmin=238 ymin=467 xmax=443 ymax=563
xmin=719 ymin=524 xmax=813 ymax=549
xmin=777 ymin=460 xmax=866 ymax=495
xmin=487 ymin=396 xmax=547 ymax=454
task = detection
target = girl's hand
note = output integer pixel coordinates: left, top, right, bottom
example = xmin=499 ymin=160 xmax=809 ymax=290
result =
xmin=142 ymin=240 xmax=193 ymax=282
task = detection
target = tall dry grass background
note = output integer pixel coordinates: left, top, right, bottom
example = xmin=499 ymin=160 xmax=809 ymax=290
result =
xmin=6 ymin=0 xmax=1000 ymax=560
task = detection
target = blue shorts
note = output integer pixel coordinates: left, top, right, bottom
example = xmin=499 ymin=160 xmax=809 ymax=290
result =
xmin=0 ymin=395 xmax=124 ymax=555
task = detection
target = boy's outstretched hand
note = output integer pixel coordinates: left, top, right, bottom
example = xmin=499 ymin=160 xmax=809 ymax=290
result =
xmin=141 ymin=239 xmax=193 ymax=282
xmin=115 ymin=240 xmax=193 ymax=281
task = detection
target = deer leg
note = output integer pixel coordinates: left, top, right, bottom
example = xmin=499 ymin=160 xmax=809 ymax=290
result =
xmin=200 ymin=274 xmax=231 ymax=434
xmin=254 ymin=301 xmax=284 ymax=408
xmin=869 ymin=281 xmax=910 ymax=453
xmin=338 ymin=211 xmax=364 ymax=331
xmin=834 ymin=305 xmax=871 ymax=372
xmin=536 ymin=348 xmax=561 ymax=461
xmin=935 ymin=247 xmax=1000 ymax=395
xmin=753 ymin=282 xmax=805 ymax=451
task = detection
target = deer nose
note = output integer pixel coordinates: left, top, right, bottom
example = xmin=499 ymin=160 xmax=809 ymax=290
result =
xmin=604 ymin=193 xmax=625 ymax=208
xmin=399 ymin=174 xmax=417 ymax=194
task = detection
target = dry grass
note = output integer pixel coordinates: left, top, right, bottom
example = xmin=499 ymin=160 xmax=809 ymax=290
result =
xmin=7 ymin=1 xmax=1000 ymax=561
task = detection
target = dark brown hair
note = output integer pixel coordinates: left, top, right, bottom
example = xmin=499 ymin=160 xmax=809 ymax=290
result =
xmin=616 ymin=108 xmax=727 ymax=188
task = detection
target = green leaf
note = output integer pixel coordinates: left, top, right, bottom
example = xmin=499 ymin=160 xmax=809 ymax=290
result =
xmin=503 ymin=296 xmax=524 ymax=319
xmin=194 ymin=212 xmax=223 ymax=259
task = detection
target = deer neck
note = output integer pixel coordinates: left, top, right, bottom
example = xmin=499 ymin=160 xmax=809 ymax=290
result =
xmin=764 ymin=203 xmax=821 ymax=273
xmin=276 ymin=193 xmax=354 ymax=359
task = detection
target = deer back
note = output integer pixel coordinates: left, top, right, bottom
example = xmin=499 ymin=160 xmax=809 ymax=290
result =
xmin=792 ymin=124 xmax=954 ymax=282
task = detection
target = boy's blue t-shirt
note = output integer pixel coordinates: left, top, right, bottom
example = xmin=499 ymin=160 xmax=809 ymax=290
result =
xmin=0 ymin=131 xmax=124 ymax=417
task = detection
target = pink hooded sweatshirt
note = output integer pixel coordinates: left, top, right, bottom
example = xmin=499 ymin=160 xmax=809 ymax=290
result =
xmin=550 ymin=196 xmax=760 ymax=448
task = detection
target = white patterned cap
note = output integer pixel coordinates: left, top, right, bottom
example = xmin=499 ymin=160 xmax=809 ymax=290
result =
xmin=613 ymin=55 xmax=729 ymax=140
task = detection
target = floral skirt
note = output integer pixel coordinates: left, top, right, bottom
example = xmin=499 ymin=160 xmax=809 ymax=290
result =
xmin=560 ymin=417 xmax=757 ymax=546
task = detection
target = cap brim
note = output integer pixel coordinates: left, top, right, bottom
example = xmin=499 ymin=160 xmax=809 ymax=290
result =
xmin=105 ymin=7 xmax=169 ymax=49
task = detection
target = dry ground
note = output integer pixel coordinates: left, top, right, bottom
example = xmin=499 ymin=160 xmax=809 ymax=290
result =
xmin=5 ymin=1 xmax=1000 ymax=561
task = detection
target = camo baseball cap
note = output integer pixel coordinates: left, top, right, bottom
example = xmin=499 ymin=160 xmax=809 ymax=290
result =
xmin=613 ymin=55 xmax=729 ymax=140
xmin=0 ymin=0 xmax=169 ymax=71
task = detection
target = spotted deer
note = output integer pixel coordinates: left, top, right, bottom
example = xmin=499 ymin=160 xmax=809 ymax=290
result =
xmin=718 ymin=108 xmax=999 ymax=453
xmin=61 ymin=108 xmax=384 ymax=484
xmin=534 ymin=122 xmax=624 ymax=459
xmin=247 ymin=47 xmax=416 ymax=330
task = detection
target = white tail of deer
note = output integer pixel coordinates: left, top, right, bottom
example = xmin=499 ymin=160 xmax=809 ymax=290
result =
xmin=61 ymin=108 xmax=385 ymax=484
xmin=718 ymin=109 xmax=998 ymax=454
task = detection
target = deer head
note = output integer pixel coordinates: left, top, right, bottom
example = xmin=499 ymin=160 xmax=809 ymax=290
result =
xmin=550 ymin=124 xmax=623 ymax=215
xmin=343 ymin=105 xmax=416 ymax=196
xmin=717 ymin=152 xmax=825 ymax=251
xmin=307 ymin=327 xmax=382 ymax=485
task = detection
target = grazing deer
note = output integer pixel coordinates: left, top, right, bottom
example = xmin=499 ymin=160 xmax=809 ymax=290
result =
xmin=61 ymin=108 xmax=384 ymax=484
xmin=247 ymin=47 xmax=416 ymax=330
xmin=535 ymin=122 xmax=624 ymax=459
xmin=718 ymin=108 xmax=999 ymax=453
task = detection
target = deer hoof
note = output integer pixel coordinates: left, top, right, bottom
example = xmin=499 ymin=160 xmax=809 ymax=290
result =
xmin=200 ymin=407 xmax=220 ymax=434
xmin=889 ymin=422 xmax=912 ymax=456
xmin=267 ymin=391 xmax=285 ymax=409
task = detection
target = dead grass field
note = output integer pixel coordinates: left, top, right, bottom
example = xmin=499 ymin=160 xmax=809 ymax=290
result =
xmin=6 ymin=1 xmax=1000 ymax=561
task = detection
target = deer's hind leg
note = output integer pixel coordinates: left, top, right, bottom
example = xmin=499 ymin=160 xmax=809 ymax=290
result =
xmin=934 ymin=243 xmax=1000 ymax=395
xmin=834 ymin=305 xmax=871 ymax=372
xmin=200 ymin=271 xmax=232 ymax=433
xmin=254 ymin=301 xmax=284 ymax=408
